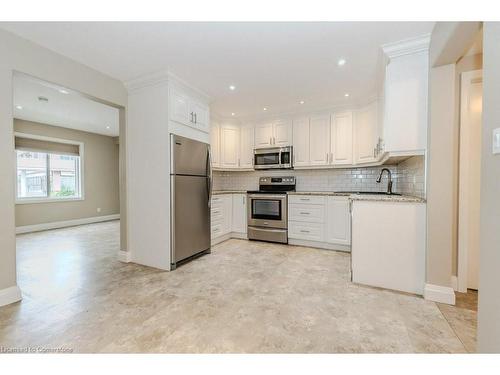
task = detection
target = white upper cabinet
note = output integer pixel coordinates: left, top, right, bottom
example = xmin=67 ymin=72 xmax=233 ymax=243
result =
xmin=169 ymin=87 xmax=210 ymax=133
xmin=383 ymin=50 xmax=428 ymax=153
xmin=239 ymin=125 xmax=254 ymax=169
xmin=210 ymin=122 xmax=221 ymax=168
xmin=354 ymin=101 xmax=378 ymax=164
xmin=254 ymin=120 xmax=292 ymax=148
xmin=273 ymin=120 xmax=292 ymax=146
xmin=325 ymin=196 xmax=351 ymax=246
xmin=330 ymin=111 xmax=353 ymax=165
xmin=309 ymin=114 xmax=330 ymax=166
xmin=254 ymin=123 xmax=274 ymax=148
xmin=170 ymin=90 xmax=190 ymax=125
xmin=220 ymin=125 xmax=240 ymax=169
xmin=292 ymin=117 xmax=310 ymax=167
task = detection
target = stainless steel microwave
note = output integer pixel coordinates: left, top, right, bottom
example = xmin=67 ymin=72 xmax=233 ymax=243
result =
xmin=254 ymin=146 xmax=293 ymax=169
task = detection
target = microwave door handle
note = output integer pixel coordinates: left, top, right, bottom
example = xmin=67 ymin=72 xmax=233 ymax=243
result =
xmin=278 ymin=149 xmax=282 ymax=167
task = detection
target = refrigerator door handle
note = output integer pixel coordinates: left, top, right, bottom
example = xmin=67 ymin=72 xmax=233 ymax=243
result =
xmin=207 ymin=146 xmax=213 ymax=206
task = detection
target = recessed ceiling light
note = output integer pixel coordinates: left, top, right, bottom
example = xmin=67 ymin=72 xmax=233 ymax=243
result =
xmin=59 ymin=89 xmax=69 ymax=94
xmin=106 ymin=126 xmax=110 ymax=129
xmin=263 ymin=107 xmax=267 ymax=111
xmin=344 ymin=93 xmax=350 ymax=97
xmin=231 ymin=113 xmax=235 ymax=116
xmin=337 ymin=58 xmax=347 ymax=66
xmin=299 ymin=100 xmax=305 ymax=105
xmin=15 ymin=105 xmax=23 ymax=110
xmin=229 ymin=85 xmax=236 ymax=91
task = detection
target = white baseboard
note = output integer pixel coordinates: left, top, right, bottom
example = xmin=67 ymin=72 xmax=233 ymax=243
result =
xmin=118 ymin=250 xmax=132 ymax=263
xmin=424 ymin=283 xmax=456 ymax=305
xmin=451 ymin=276 xmax=458 ymax=291
xmin=211 ymin=232 xmax=248 ymax=246
xmin=0 ymin=285 xmax=22 ymax=307
xmin=16 ymin=214 xmax=120 ymax=234
xmin=288 ymin=238 xmax=351 ymax=252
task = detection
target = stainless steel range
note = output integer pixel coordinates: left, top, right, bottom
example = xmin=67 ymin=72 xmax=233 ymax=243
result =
xmin=247 ymin=176 xmax=296 ymax=244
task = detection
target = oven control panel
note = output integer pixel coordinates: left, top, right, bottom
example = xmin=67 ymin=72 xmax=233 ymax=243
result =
xmin=259 ymin=176 xmax=295 ymax=185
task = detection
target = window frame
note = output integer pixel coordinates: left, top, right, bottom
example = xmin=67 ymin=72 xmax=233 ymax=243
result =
xmin=14 ymin=132 xmax=85 ymax=204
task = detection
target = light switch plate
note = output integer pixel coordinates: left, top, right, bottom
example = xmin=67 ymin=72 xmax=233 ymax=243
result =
xmin=493 ymin=128 xmax=500 ymax=155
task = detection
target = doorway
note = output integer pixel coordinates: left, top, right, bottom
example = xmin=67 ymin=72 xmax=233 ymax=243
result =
xmin=458 ymin=69 xmax=483 ymax=292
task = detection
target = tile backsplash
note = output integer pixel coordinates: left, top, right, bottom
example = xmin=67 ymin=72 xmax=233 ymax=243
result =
xmin=213 ymin=155 xmax=425 ymax=198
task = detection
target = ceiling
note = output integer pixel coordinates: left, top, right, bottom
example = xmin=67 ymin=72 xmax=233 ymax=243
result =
xmin=2 ymin=22 xmax=434 ymax=119
xmin=13 ymin=74 xmax=119 ymax=136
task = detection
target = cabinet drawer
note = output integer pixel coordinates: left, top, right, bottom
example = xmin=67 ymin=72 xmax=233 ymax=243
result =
xmin=288 ymin=195 xmax=326 ymax=205
xmin=211 ymin=207 xmax=224 ymax=222
xmin=289 ymin=204 xmax=325 ymax=223
xmin=211 ymin=223 xmax=223 ymax=238
xmin=288 ymin=221 xmax=325 ymax=242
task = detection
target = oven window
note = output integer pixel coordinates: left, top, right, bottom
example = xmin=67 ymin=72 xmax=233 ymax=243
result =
xmin=252 ymin=199 xmax=282 ymax=220
xmin=255 ymin=153 xmax=280 ymax=166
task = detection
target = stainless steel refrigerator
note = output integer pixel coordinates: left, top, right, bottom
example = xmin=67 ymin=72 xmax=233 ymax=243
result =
xmin=170 ymin=134 xmax=212 ymax=269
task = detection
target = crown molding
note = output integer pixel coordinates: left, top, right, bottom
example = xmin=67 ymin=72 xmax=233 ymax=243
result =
xmin=382 ymin=34 xmax=431 ymax=60
xmin=231 ymin=93 xmax=379 ymax=124
xmin=124 ymin=70 xmax=170 ymax=93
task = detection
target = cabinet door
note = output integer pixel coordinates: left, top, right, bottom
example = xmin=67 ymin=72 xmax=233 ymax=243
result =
xmin=222 ymin=195 xmax=233 ymax=235
xmin=210 ymin=122 xmax=221 ymax=168
xmin=231 ymin=194 xmax=247 ymax=234
xmin=239 ymin=125 xmax=254 ymax=169
xmin=331 ymin=112 xmax=353 ymax=165
xmin=169 ymin=89 xmax=190 ymax=126
xmin=220 ymin=125 xmax=240 ymax=169
xmin=292 ymin=118 xmax=310 ymax=167
xmin=190 ymin=100 xmax=210 ymax=133
xmin=354 ymin=102 xmax=377 ymax=164
xmin=254 ymin=123 xmax=274 ymax=148
xmin=273 ymin=120 xmax=292 ymax=146
xmin=309 ymin=114 xmax=330 ymax=165
xmin=325 ymin=196 xmax=351 ymax=246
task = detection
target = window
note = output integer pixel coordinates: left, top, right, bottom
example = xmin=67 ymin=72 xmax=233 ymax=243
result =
xmin=15 ymin=137 xmax=82 ymax=202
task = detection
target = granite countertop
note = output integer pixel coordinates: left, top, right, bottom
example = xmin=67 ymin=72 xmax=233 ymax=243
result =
xmin=288 ymin=191 xmax=426 ymax=203
xmin=213 ymin=190 xmax=426 ymax=203
xmin=212 ymin=190 xmax=247 ymax=195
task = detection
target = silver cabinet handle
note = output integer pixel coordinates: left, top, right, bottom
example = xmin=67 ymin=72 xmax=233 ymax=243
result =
xmin=326 ymin=152 xmax=328 ymax=164
xmin=273 ymin=137 xmax=276 ymax=145
xmin=300 ymin=212 xmax=310 ymax=215
xmin=300 ymin=198 xmax=310 ymax=201
xmin=194 ymin=113 xmax=197 ymax=124
xmin=242 ymin=195 xmax=245 ymax=204
xmin=213 ymin=210 xmax=220 ymax=214
xmin=238 ymin=158 xmax=240 ymax=167
xmin=190 ymin=112 xmax=194 ymax=123
xmin=300 ymin=230 xmax=310 ymax=233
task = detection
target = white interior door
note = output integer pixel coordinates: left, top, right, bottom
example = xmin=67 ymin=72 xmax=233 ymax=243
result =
xmin=458 ymin=69 xmax=482 ymax=292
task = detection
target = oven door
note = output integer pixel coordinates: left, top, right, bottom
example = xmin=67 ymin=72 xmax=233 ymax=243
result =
xmin=247 ymin=194 xmax=287 ymax=229
xmin=254 ymin=148 xmax=281 ymax=169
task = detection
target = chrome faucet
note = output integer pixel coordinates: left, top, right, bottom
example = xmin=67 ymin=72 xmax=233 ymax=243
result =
xmin=376 ymin=168 xmax=393 ymax=194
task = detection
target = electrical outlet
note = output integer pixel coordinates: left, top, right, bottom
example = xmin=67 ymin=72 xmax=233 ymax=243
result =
xmin=96 ymin=207 xmax=101 ymax=213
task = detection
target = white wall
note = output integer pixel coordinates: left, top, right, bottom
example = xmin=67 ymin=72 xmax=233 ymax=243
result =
xmin=0 ymin=28 xmax=127 ymax=304
xmin=477 ymin=22 xmax=500 ymax=353
xmin=125 ymin=81 xmax=171 ymax=270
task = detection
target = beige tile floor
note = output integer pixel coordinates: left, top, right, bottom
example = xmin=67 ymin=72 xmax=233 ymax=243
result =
xmin=0 ymin=220 xmax=476 ymax=353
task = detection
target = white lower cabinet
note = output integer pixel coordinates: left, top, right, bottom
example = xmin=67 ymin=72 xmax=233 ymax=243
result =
xmin=288 ymin=194 xmax=351 ymax=251
xmin=325 ymin=196 xmax=351 ymax=246
xmin=231 ymin=193 xmax=247 ymax=234
xmin=211 ymin=193 xmax=247 ymax=244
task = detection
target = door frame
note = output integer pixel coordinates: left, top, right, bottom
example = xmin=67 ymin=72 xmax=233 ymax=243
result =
xmin=457 ymin=69 xmax=483 ymax=293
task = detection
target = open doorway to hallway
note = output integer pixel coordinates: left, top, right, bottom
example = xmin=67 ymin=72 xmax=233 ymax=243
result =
xmin=12 ymin=71 xmax=125 ymax=298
